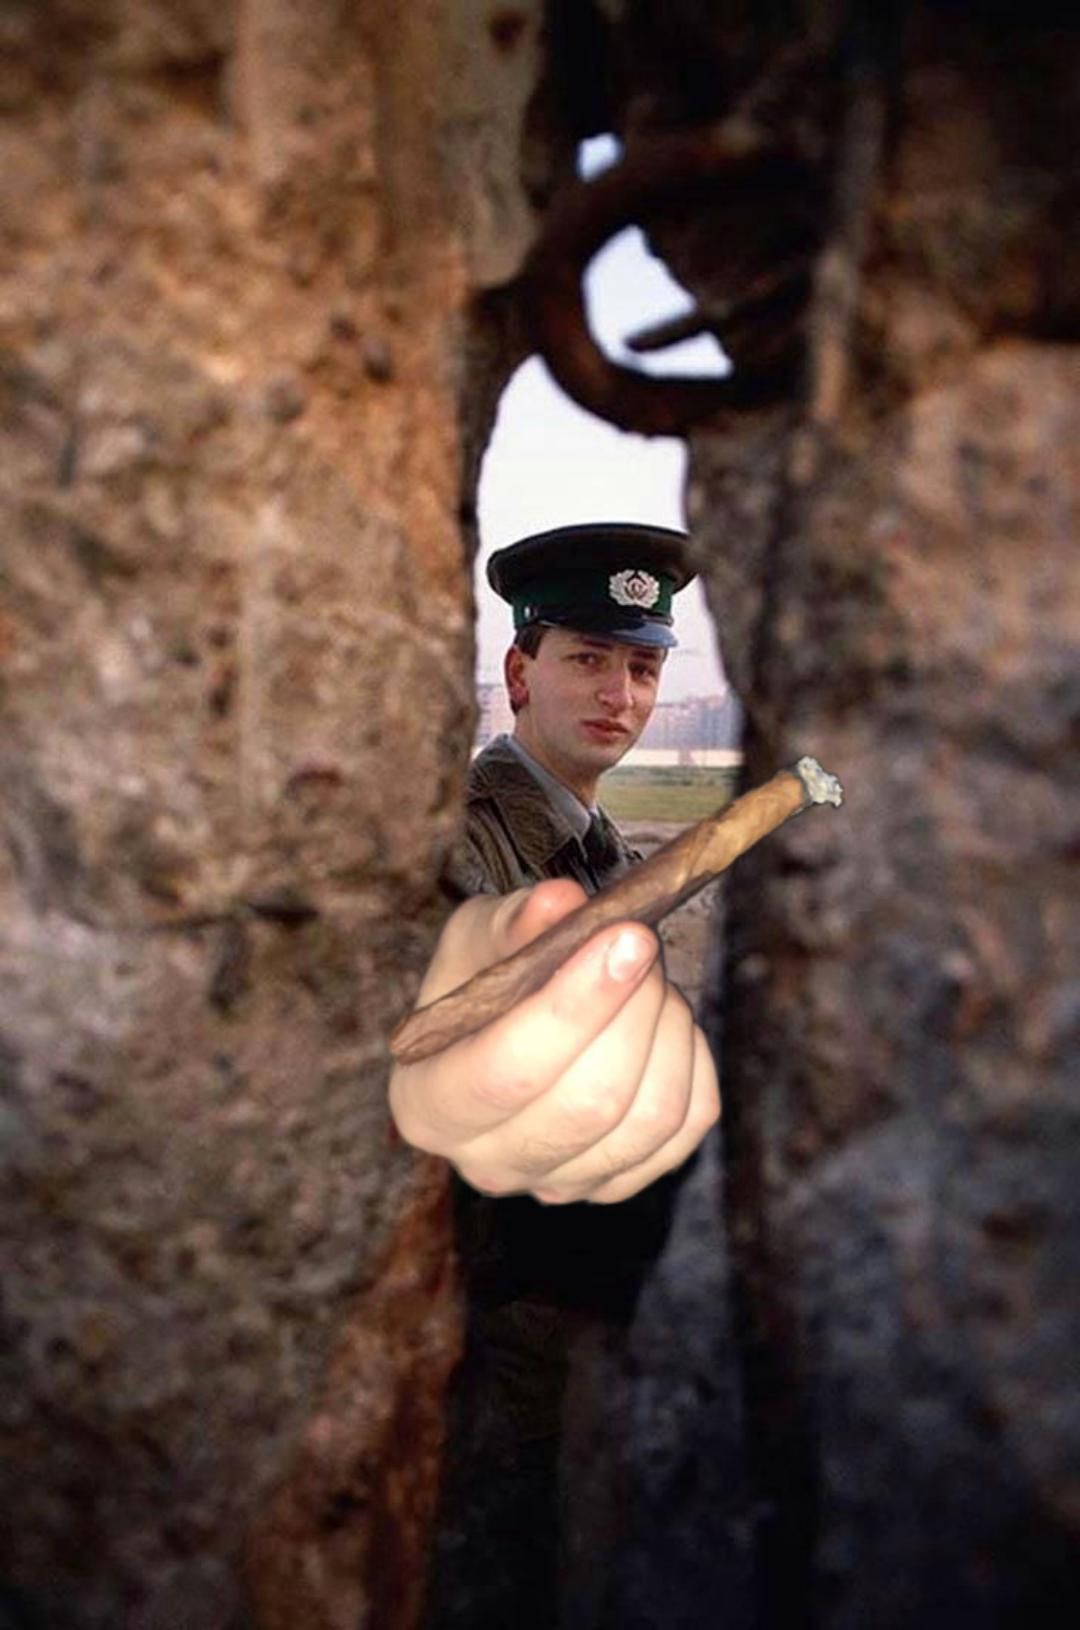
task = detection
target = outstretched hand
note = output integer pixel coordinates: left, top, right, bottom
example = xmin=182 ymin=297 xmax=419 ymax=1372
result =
xmin=389 ymin=879 xmax=720 ymax=1204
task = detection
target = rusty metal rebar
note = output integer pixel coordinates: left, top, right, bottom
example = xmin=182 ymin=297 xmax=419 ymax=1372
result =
xmin=522 ymin=132 xmax=812 ymax=435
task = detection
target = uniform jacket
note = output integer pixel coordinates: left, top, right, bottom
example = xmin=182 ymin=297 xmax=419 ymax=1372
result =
xmin=455 ymin=735 xmax=639 ymax=898
xmin=428 ymin=734 xmax=678 ymax=1618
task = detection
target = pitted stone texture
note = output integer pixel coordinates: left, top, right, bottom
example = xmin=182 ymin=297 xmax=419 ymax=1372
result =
xmin=0 ymin=1 xmax=504 ymax=1625
xmin=712 ymin=139 xmax=1080 ymax=1630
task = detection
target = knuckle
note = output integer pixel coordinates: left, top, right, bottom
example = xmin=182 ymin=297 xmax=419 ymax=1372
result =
xmin=691 ymin=1082 xmax=722 ymax=1136
xmin=566 ymin=1146 xmax=635 ymax=1204
xmin=588 ymin=1170 xmax=644 ymax=1205
xmin=388 ymin=1094 xmax=439 ymax=1156
xmin=425 ymin=915 xmax=470 ymax=981
xmin=511 ymin=1137 xmax=570 ymax=1178
xmin=594 ymin=1139 xmax=633 ymax=1183
xmin=635 ymin=1087 xmax=690 ymax=1147
xmin=664 ymin=983 xmax=693 ymax=1021
xmin=425 ymin=896 xmax=498 ymax=991
xmin=533 ymin=1183 xmax=584 ymax=1206
xmin=453 ymin=1158 xmax=519 ymax=1199
xmin=562 ymin=1083 xmax=630 ymax=1142
xmin=469 ymin=1066 xmax=535 ymax=1113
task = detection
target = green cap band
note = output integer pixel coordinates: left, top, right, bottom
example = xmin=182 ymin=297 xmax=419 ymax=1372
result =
xmin=512 ymin=566 xmax=676 ymax=629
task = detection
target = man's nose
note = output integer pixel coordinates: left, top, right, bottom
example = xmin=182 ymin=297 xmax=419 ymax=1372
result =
xmin=597 ymin=662 xmax=634 ymax=710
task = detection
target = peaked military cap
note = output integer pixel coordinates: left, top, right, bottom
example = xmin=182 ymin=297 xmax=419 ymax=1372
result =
xmin=487 ymin=522 xmax=695 ymax=649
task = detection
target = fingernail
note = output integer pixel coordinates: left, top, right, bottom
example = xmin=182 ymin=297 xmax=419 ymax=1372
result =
xmin=606 ymin=927 xmax=652 ymax=983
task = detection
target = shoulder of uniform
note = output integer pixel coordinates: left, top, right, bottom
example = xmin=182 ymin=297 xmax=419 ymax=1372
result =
xmin=467 ymin=737 xmax=518 ymax=789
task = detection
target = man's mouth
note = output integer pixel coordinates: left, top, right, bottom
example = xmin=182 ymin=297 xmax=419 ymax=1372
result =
xmin=582 ymin=719 xmax=629 ymax=740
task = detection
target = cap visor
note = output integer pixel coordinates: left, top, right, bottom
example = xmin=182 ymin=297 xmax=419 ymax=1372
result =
xmin=606 ymin=622 xmax=677 ymax=649
xmin=532 ymin=613 xmax=677 ymax=650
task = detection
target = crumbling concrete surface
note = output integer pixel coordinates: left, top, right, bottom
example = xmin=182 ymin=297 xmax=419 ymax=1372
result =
xmin=0 ymin=1 xmax=543 ymax=1624
xmin=671 ymin=6 xmax=1080 ymax=1624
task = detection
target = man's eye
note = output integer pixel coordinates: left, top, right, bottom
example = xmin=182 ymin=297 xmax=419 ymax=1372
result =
xmin=571 ymin=653 xmax=600 ymax=667
xmin=632 ymin=665 xmax=659 ymax=683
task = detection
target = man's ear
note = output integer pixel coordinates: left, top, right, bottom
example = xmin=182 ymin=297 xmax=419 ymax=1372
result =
xmin=505 ymin=645 xmax=529 ymax=711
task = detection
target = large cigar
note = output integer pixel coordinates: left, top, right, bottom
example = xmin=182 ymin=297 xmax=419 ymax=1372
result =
xmin=390 ymin=755 xmax=843 ymax=1065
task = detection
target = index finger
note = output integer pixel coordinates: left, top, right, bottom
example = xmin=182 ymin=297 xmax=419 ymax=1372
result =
xmin=391 ymin=918 xmax=660 ymax=1145
xmin=415 ymin=879 xmax=589 ymax=1008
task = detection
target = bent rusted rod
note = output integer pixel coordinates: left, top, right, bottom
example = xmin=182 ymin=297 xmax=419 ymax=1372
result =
xmin=523 ymin=132 xmax=809 ymax=436
xmin=390 ymin=756 xmax=843 ymax=1066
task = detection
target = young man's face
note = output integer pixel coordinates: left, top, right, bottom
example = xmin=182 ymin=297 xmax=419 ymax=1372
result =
xmin=507 ymin=626 xmax=665 ymax=790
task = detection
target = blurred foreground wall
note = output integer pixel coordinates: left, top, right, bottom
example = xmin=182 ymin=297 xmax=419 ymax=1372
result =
xmin=668 ymin=4 xmax=1079 ymax=1624
xmin=0 ymin=2 xmax=541 ymax=1624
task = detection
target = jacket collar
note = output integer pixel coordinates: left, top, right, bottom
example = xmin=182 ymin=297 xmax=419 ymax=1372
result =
xmin=468 ymin=736 xmax=586 ymax=870
xmin=501 ymin=736 xmax=592 ymax=839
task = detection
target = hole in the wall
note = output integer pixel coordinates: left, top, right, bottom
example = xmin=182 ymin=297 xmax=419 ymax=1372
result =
xmin=433 ymin=132 xmax=751 ymax=1625
xmin=473 ymin=134 xmax=743 ymax=765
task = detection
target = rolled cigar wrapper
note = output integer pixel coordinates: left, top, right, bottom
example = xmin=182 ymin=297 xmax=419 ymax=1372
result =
xmin=390 ymin=756 xmax=843 ymax=1066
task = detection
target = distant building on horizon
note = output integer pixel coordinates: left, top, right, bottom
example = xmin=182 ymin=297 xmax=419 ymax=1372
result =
xmin=473 ymin=682 xmax=743 ymax=758
xmin=475 ymin=682 xmax=515 ymax=744
xmin=637 ymin=691 xmax=743 ymax=752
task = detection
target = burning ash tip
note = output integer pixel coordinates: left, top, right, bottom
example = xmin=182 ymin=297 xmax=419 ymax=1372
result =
xmin=794 ymin=755 xmax=844 ymax=807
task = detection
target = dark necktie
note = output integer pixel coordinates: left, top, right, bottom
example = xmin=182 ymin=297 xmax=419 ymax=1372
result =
xmin=582 ymin=814 xmax=622 ymax=888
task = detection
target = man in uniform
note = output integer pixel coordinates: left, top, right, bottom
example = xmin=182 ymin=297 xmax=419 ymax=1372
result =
xmin=392 ymin=521 xmax=719 ymax=1202
xmin=390 ymin=522 xmax=720 ymax=1625
xmin=460 ymin=520 xmax=687 ymax=898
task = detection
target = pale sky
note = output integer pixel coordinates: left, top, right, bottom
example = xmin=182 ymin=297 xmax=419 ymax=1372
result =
xmin=474 ymin=137 xmax=735 ymax=706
